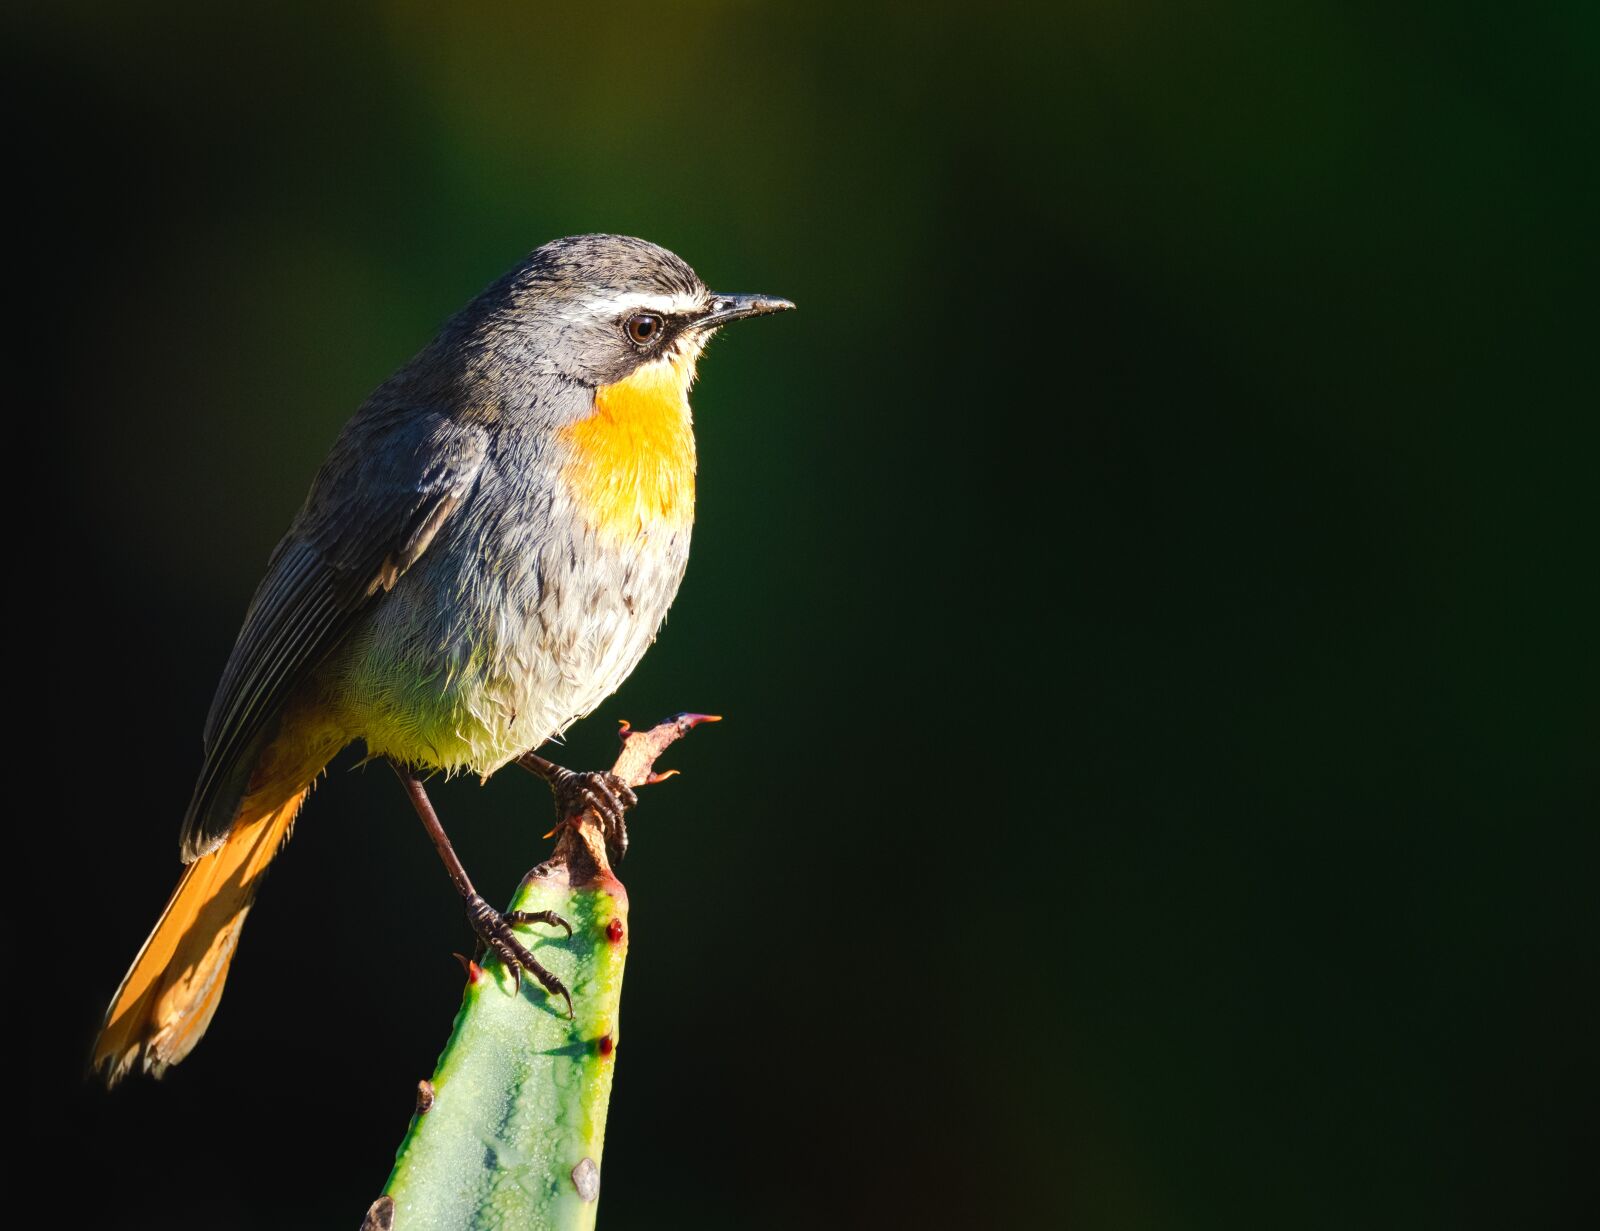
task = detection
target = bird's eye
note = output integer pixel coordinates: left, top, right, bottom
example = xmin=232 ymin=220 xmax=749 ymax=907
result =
xmin=625 ymin=313 xmax=664 ymax=346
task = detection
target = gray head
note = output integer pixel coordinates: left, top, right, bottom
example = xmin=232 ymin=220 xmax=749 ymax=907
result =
xmin=462 ymin=234 xmax=793 ymax=387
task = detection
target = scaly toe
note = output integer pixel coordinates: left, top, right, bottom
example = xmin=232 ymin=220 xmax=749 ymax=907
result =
xmin=464 ymin=894 xmax=573 ymax=1013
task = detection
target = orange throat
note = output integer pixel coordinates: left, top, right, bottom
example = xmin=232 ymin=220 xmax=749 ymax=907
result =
xmin=562 ymin=351 xmax=699 ymax=540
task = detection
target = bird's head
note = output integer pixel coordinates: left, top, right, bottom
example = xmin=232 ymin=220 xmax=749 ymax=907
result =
xmin=484 ymin=234 xmax=794 ymax=389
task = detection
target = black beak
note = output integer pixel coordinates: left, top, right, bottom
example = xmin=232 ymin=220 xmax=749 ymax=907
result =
xmin=695 ymin=292 xmax=796 ymax=329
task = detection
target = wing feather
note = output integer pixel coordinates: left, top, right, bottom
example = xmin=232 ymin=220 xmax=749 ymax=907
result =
xmin=179 ymin=411 xmax=488 ymax=859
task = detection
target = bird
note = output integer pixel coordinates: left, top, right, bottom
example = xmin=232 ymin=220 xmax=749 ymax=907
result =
xmin=90 ymin=234 xmax=793 ymax=1086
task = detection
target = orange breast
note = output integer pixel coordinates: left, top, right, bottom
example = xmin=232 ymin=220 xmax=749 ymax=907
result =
xmin=561 ymin=353 xmax=698 ymax=540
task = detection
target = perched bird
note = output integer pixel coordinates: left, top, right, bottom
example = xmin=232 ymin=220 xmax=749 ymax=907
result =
xmin=91 ymin=235 xmax=792 ymax=1085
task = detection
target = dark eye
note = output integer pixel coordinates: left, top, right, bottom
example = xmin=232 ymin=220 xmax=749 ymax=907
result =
xmin=625 ymin=313 xmax=664 ymax=346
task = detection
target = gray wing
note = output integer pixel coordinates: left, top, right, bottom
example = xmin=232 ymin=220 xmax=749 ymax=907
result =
xmin=179 ymin=409 xmax=489 ymax=859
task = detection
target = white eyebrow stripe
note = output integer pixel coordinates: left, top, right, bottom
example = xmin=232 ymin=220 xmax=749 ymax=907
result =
xmin=573 ymin=290 xmax=705 ymax=318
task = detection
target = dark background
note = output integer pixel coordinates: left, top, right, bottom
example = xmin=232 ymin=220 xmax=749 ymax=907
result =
xmin=15 ymin=2 xmax=1595 ymax=1227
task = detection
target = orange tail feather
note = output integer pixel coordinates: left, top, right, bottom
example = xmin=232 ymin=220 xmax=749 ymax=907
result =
xmin=91 ymin=787 xmax=309 ymax=1086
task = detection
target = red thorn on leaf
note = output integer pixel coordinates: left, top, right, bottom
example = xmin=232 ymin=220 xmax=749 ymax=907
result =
xmin=677 ymin=713 xmax=722 ymax=729
xmin=605 ymin=918 xmax=624 ymax=943
xmin=597 ymin=1033 xmax=615 ymax=1057
xmin=453 ymin=952 xmax=483 ymax=984
xmin=616 ymin=718 xmax=633 ymax=742
xmin=643 ymin=768 xmax=680 ymax=786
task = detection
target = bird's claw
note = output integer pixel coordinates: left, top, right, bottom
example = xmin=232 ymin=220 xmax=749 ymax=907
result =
xmin=551 ymin=768 xmax=637 ymax=864
xmin=463 ymin=893 xmax=574 ymax=1017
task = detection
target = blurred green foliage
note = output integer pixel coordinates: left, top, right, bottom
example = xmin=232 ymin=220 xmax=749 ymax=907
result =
xmin=16 ymin=2 xmax=1595 ymax=1227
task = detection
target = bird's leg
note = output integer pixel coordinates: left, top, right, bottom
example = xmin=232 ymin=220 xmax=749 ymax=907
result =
xmin=389 ymin=759 xmax=574 ymax=1018
xmin=518 ymin=750 xmax=638 ymax=864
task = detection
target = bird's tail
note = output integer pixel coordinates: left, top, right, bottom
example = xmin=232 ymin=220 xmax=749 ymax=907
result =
xmin=90 ymin=786 xmax=310 ymax=1086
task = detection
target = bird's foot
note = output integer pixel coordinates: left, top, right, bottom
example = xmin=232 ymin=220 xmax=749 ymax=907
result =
xmin=521 ymin=754 xmax=638 ymax=864
xmin=556 ymin=769 xmax=637 ymax=864
xmin=463 ymin=892 xmax=574 ymax=1018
